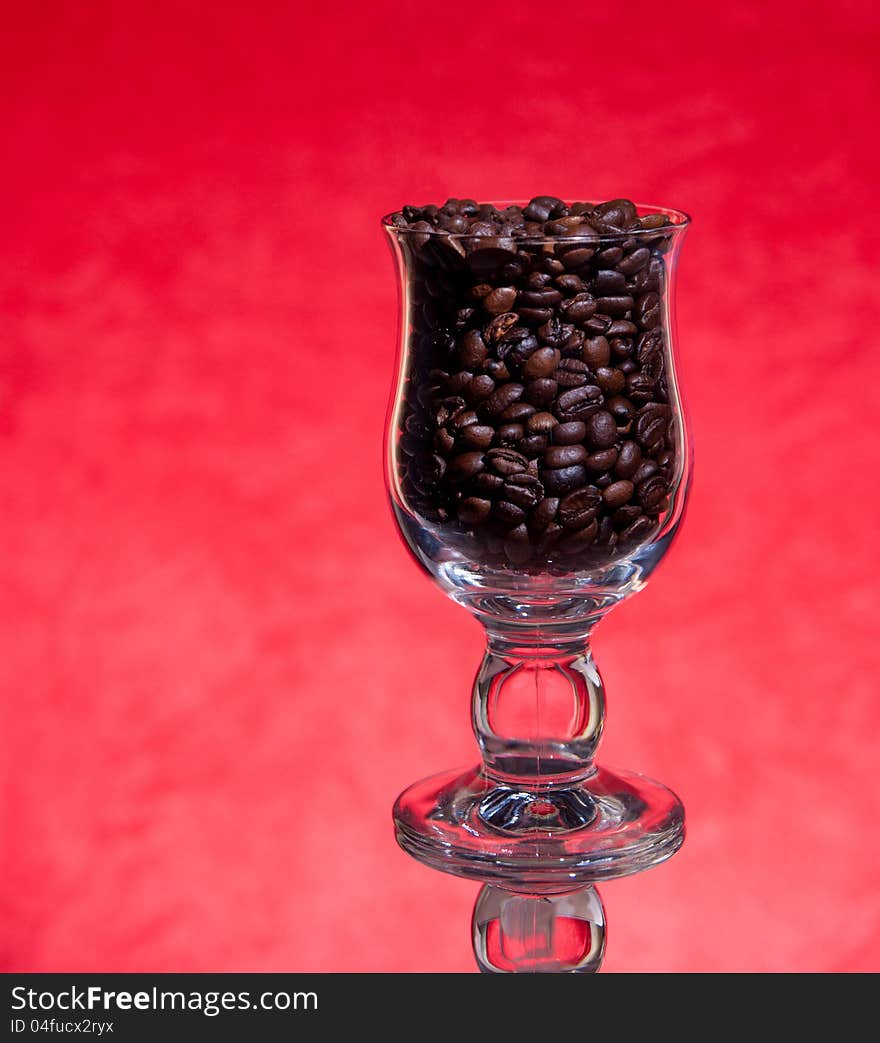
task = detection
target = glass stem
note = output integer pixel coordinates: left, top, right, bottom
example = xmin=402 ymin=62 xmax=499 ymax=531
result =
xmin=474 ymin=625 xmax=605 ymax=789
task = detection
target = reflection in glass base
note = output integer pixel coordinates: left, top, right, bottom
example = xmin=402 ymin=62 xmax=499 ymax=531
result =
xmin=473 ymin=885 xmax=606 ymax=973
xmin=394 ymin=764 xmax=684 ymax=890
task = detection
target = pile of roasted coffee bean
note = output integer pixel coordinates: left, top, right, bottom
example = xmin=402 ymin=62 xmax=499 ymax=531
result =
xmin=389 ymin=196 xmax=680 ymax=569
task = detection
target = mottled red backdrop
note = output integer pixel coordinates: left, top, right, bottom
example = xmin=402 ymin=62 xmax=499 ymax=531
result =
xmin=2 ymin=0 xmax=879 ymax=972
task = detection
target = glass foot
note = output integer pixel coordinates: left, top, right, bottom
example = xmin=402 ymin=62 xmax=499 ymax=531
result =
xmin=394 ymin=764 xmax=684 ymax=888
xmin=472 ymin=885 xmax=606 ymax=973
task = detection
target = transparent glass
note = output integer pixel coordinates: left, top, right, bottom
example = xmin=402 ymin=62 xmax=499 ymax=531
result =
xmin=382 ymin=200 xmax=691 ymax=972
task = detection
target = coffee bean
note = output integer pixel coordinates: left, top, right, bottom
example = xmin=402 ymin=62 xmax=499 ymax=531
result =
xmin=542 ymin=465 xmax=587 ymax=496
xmin=466 ymin=374 xmax=496 ymax=401
xmin=519 ymin=287 xmax=562 ymax=308
xmin=595 ymin=296 xmax=634 ymax=316
xmin=632 ymin=459 xmax=660 ymax=484
xmin=544 ymin=444 xmax=588 ymax=468
xmin=635 ymin=292 xmax=661 ymax=329
xmin=619 ymin=516 xmax=657 ymax=544
xmin=485 ymin=447 xmax=529 ymax=476
xmin=451 ymin=409 xmax=479 ymax=430
xmin=458 ymin=497 xmax=492 ymax=525
xmin=504 ymin=473 xmax=544 ymax=509
xmin=484 ymin=358 xmax=511 ymax=381
xmin=484 ymin=287 xmax=517 ymax=315
xmin=517 ymin=434 xmax=549 ymax=456
xmin=557 ymin=385 xmax=603 ymax=420
xmin=473 ymin=472 xmax=504 ymax=495
xmin=559 ymin=293 xmax=597 ymax=324
xmin=586 ymin=411 xmax=618 ymax=448
xmin=523 ymin=378 xmax=558 ymax=406
xmin=555 ymin=274 xmax=586 ymax=295
xmin=483 ymin=382 xmax=525 ymax=416
xmin=593 ymin=270 xmax=627 ymax=295
xmin=606 ymin=319 xmax=638 ymax=337
xmin=613 ymin=505 xmax=643 ymax=529
xmin=518 ymin=307 xmax=554 ymax=326
xmin=530 ymin=496 xmax=559 ymax=528
xmin=560 ymin=519 xmax=598 ymax=553
xmin=603 ymin=480 xmax=635 ymax=509
xmin=627 ymin=372 xmax=655 ymax=404
xmin=553 ymin=421 xmax=587 ymax=445
xmin=555 ymin=358 xmax=590 ymax=387
xmin=635 ymin=410 xmax=666 ymax=447
xmin=484 ymin=312 xmax=521 ymax=344
xmin=614 ymin=441 xmax=642 ymax=478
xmin=594 ymin=246 xmax=624 ymax=266
xmin=500 ymin=401 xmax=536 ymax=422
xmin=582 ymin=335 xmax=611 ymax=368
xmin=435 ymin=427 xmax=456 ymax=453
xmin=493 ymin=500 xmax=526 ymax=526
xmin=595 ymin=366 xmax=626 ymax=394
xmin=448 ymin=451 xmax=485 ymax=481
xmin=527 ymin=411 xmax=558 ymax=434
xmin=637 ymin=475 xmax=667 ymax=511
xmin=617 ymin=247 xmax=650 ymax=275
xmin=522 ymin=347 xmax=561 ymax=380
xmin=458 ymin=424 xmax=494 ymax=449
xmin=587 ymin=447 xmax=618 ymax=471
xmin=558 ymin=486 xmax=602 ymax=529
xmin=523 ymin=196 xmax=566 ymax=222
xmin=496 ymin=423 xmax=524 ymax=446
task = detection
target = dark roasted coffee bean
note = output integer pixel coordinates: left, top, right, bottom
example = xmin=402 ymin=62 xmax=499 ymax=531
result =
xmin=542 ymin=465 xmax=587 ymax=496
xmin=606 ymin=319 xmax=638 ymax=337
xmin=557 ymin=385 xmax=603 ymax=420
xmin=435 ymin=427 xmax=455 ymax=454
xmin=610 ymin=337 xmax=634 ymax=361
xmin=485 ymin=311 xmax=522 ymax=344
xmin=594 ymin=245 xmax=624 ymax=266
xmin=483 ymin=382 xmax=524 ymax=416
xmin=586 ymin=410 xmax=618 ymax=448
xmin=448 ymin=451 xmax=485 ymax=482
xmin=635 ymin=292 xmax=661 ymax=329
xmin=504 ymin=524 xmax=533 ymax=564
xmin=627 ymin=372 xmax=655 ymax=404
xmin=617 ymin=247 xmax=650 ymax=275
xmin=613 ymin=505 xmax=643 ymax=529
xmin=466 ymin=374 xmax=496 ymax=401
xmin=523 ymin=196 xmax=566 ymax=222
xmin=497 ymin=327 xmax=540 ymax=365
xmin=496 ymin=423 xmax=524 ymax=446
xmin=525 ymin=412 xmax=555 ymax=435
xmin=522 ymin=347 xmax=561 ymax=380
xmin=472 ymin=472 xmax=504 ymax=496
xmin=635 ymin=409 xmax=666 ymax=446
xmin=544 ymin=444 xmax=588 ymax=468
xmin=595 ymin=296 xmax=634 ymax=316
xmin=469 ymin=283 xmax=493 ymax=300
xmin=553 ymin=421 xmax=587 ymax=445
xmin=560 ymin=519 xmax=599 ymax=554
xmin=526 ymin=271 xmax=552 ymax=289
xmin=559 ymin=245 xmax=595 ymax=269
xmin=493 ymin=500 xmax=526 ymax=527
xmin=458 ymin=497 xmax=492 ymax=525
xmin=632 ymin=459 xmax=660 ymax=484
xmin=637 ymin=328 xmax=663 ymax=365
xmin=458 ymin=424 xmax=494 ymax=449
xmin=518 ymin=307 xmax=554 ymax=326
xmin=500 ymin=402 xmax=536 ymax=422
xmin=555 ymin=358 xmax=590 ymax=387
xmin=460 ymin=329 xmax=488 ymax=368
xmin=582 ymin=335 xmax=611 ymax=368
xmin=484 ymin=358 xmax=511 ymax=382
xmin=435 ymin=396 xmax=466 ymax=425
xmin=603 ymin=480 xmax=635 ymax=509
xmin=591 ymin=198 xmax=638 ymax=230
xmin=555 ymin=274 xmax=585 ymax=295
xmin=526 ymin=497 xmax=556 ymax=531
xmin=486 ymin=447 xmax=528 ymax=476
xmin=519 ymin=287 xmax=563 ymax=309
xmin=450 ymin=409 xmax=479 ymax=430
xmin=607 ymin=395 xmax=635 ymax=429
xmin=484 ymin=286 xmax=517 ymax=315
xmin=536 ymin=317 xmax=569 ymax=347
xmin=583 ymin=314 xmax=612 ymax=335
xmin=587 ymin=447 xmax=618 ymax=471
xmin=559 ymin=293 xmax=596 ymax=324
xmin=637 ymin=475 xmax=667 ymax=511
xmin=504 ymin=473 xmax=544 ymax=509
xmin=523 ymin=378 xmax=558 ymax=406
xmin=593 ymin=270 xmax=627 ymax=295
xmin=558 ymin=486 xmax=602 ymax=529
xmin=619 ymin=516 xmax=656 ymax=544
xmin=618 ymin=358 xmax=638 ymax=374
xmin=655 ymin=449 xmax=675 ymax=476
xmin=595 ymin=366 xmax=626 ymax=394
xmin=517 ymin=434 xmax=549 ymax=456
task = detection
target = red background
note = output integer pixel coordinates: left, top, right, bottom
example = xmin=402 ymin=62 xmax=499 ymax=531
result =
xmin=2 ymin=0 xmax=879 ymax=972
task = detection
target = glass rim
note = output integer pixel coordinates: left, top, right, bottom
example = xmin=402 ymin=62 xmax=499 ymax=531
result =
xmin=381 ymin=199 xmax=691 ymax=244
